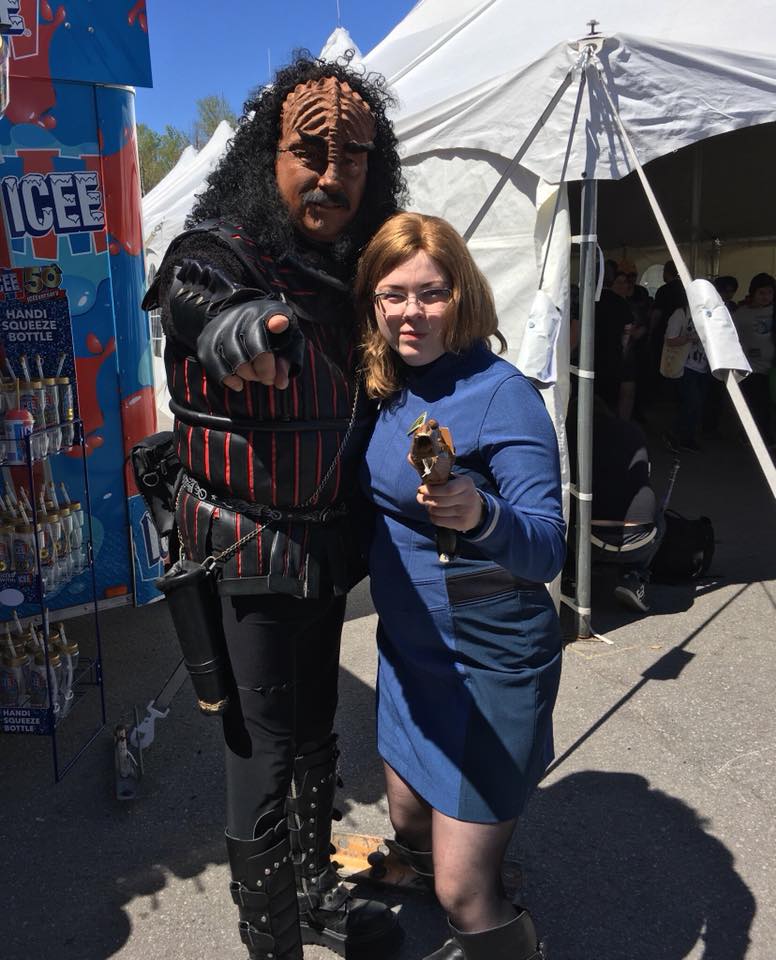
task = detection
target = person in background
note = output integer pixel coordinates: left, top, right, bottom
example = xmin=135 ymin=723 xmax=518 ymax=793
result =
xmin=594 ymin=259 xmax=632 ymax=412
xmin=357 ymin=212 xmax=565 ymax=960
xmin=649 ymin=260 xmax=685 ymax=391
xmin=626 ymin=269 xmax=651 ymax=311
xmin=653 ymin=260 xmax=684 ymax=327
xmin=627 ymin=271 xmax=654 ymax=422
xmin=714 ymin=275 xmax=739 ymax=315
xmin=703 ymin=276 xmax=740 ymax=436
xmin=734 ymin=273 xmax=775 ymax=446
xmin=664 ymin=288 xmax=710 ymax=452
xmin=613 ymin=270 xmax=649 ymax=420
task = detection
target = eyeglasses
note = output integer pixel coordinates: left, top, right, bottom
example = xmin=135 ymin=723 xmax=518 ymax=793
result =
xmin=373 ymin=288 xmax=452 ymax=313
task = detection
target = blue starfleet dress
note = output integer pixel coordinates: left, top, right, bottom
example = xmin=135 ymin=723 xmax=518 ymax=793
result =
xmin=360 ymin=344 xmax=565 ymax=822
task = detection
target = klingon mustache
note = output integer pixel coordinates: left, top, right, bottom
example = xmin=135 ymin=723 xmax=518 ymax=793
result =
xmin=302 ymin=188 xmax=350 ymax=210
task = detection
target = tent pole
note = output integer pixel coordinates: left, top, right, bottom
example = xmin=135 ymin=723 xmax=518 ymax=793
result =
xmin=690 ymin=145 xmax=703 ymax=277
xmin=575 ymin=173 xmax=598 ymax=640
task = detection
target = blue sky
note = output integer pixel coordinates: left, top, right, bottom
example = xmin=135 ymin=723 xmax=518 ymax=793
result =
xmin=135 ymin=0 xmax=418 ymax=133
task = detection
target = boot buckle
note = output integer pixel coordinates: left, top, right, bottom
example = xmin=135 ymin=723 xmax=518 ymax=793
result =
xmin=230 ymin=879 xmax=269 ymax=908
xmin=238 ymin=919 xmax=275 ymax=952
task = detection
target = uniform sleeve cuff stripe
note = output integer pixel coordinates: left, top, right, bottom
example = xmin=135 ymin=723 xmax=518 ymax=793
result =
xmin=469 ymin=493 xmax=500 ymax=542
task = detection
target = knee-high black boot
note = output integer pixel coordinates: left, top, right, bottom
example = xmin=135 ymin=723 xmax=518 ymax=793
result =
xmin=424 ymin=908 xmax=546 ymax=960
xmin=287 ymin=734 xmax=400 ymax=956
xmin=226 ymin=811 xmax=303 ymax=960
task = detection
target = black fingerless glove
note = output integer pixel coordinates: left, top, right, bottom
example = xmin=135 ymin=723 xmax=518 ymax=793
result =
xmin=196 ymin=291 xmax=304 ymax=383
xmin=165 ymin=259 xmax=305 ymax=382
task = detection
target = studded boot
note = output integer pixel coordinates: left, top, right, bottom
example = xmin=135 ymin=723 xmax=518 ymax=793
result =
xmin=226 ymin=811 xmax=303 ymax=960
xmin=423 ymin=907 xmax=546 ymax=960
xmin=287 ymin=734 xmax=400 ymax=956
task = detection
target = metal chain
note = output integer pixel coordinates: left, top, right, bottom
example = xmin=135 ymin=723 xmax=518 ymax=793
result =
xmin=174 ymin=485 xmax=186 ymax=559
xmin=210 ymin=375 xmax=362 ymax=567
xmin=301 ymin=376 xmax=361 ymax=508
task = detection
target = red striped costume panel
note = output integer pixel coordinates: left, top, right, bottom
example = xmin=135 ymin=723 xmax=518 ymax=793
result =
xmin=163 ymin=222 xmax=371 ymax=599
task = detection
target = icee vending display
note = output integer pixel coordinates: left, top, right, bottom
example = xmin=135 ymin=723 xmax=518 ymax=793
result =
xmin=0 ymin=4 xmax=159 ymax=762
xmin=0 ymin=2 xmax=160 ymax=619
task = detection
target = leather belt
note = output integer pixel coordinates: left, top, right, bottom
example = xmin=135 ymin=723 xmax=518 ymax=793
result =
xmin=171 ymin=399 xmax=365 ymax=434
xmin=445 ymin=567 xmax=541 ymax=605
xmin=180 ymin=474 xmax=348 ymax=524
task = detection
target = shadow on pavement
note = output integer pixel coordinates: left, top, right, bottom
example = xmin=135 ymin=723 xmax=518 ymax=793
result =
xmin=336 ymin=664 xmax=387 ymax=814
xmin=0 ymin=600 xmax=391 ymax=960
xmin=520 ymin=770 xmax=756 ymax=960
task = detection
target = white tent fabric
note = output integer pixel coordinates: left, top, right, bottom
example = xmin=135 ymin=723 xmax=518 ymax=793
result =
xmin=143 ymin=120 xmax=234 ymax=276
xmin=142 ymin=143 xmax=198 ymax=213
xmin=363 ymin=1 xmax=776 ymax=332
xmin=384 ymin=33 xmax=776 ymax=183
xmin=318 ymin=26 xmax=364 ymax=66
xmin=367 ymin=0 xmax=776 ymax=124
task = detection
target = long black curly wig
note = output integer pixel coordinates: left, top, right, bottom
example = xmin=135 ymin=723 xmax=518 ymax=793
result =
xmin=187 ymin=51 xmax=408 ymax=273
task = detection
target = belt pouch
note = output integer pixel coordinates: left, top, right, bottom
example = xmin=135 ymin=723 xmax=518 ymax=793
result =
xmin=130 ymin=431 xmax=183 ymax=539
xmin=155 ymin=559 xmax=231 ymax=715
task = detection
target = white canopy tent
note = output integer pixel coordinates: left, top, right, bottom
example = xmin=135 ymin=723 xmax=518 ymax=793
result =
xmin=143 ymin=120 xmax=235 ymax=280
xmin=363 ymin=0 xmax=776 ymax=356
xmin=318 ymin=25 xmax=364 ymax=67
xmin=143 ymin=120 xmax=235 ymax=426
xmin=363 ymin=0 xmax=776 ymax=631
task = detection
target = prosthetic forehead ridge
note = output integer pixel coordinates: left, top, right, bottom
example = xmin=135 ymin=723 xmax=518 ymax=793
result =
xmin=280 ymin=77 xmax=375 ymax=147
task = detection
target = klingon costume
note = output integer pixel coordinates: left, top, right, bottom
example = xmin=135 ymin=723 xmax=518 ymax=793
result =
xmin=143 ymin=58 xmax=405 ymax=960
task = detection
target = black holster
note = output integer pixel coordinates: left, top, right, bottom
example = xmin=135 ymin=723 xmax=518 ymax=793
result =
xmin=130 ymin=431 xmax=183 ymax=538
xmin=155 ymin=559 xmax=232 ymax=715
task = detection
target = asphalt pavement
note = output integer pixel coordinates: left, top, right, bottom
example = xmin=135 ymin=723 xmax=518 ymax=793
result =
xmin=1 ymin=418 xmax=774 ymax=960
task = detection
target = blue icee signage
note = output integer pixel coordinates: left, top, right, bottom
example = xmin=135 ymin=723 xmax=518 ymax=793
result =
xmin=0 ymin=1 xmax=25 ymax=35
xmin=1 ymin=171 xmax=105 ymax=239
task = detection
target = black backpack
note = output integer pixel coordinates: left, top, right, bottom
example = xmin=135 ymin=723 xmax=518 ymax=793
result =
xmin=651 ymin=510 xmax=715 ymax=583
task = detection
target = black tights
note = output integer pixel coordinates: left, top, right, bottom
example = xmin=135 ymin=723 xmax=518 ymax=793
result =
xmin=384 ymin=762 xmax=518 ymax=932
xmin=221 ymin=593 xmax=345 ymax=840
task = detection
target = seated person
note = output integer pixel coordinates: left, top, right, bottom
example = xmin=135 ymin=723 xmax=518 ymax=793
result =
xmin=568 ymin=397 xmax=664 ymax=612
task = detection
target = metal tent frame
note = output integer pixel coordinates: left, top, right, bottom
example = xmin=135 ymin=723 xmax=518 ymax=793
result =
xmin=461 ymin=26 xmax=776 ymax=640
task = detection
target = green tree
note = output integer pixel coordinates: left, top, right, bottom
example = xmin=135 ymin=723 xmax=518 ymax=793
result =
xmin=137 ymin=122 xmax=162 ymax=195
xmin=136 ymin=93 xmax=236 ymax=194
xmin=158 ymin=125 xmax=191 ymax=173
xmin=192 ymin=94 xmax=238 ymax=148
xmin=137 ymin=122 xmax=191 ymax=195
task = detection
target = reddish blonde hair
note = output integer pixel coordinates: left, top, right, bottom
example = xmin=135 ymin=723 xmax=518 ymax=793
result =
xmin=354 ymin=212 xmax=506 ymax=398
